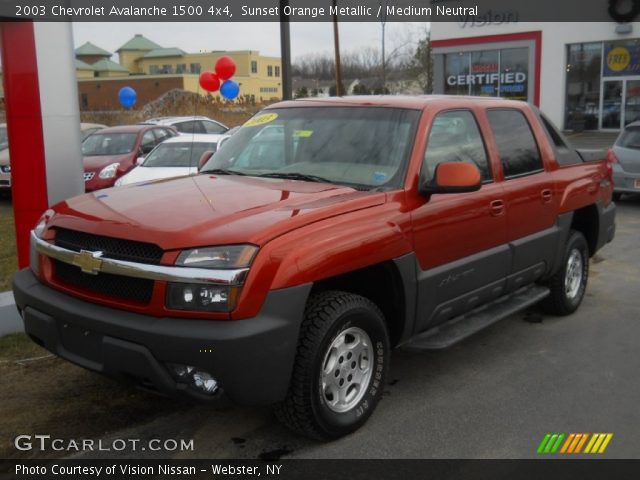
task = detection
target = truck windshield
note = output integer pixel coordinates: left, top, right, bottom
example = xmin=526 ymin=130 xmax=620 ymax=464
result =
xmin=202 ymin=107 xmax=420 ymax=189
xmin=82 ymin=133 xmax=137 ymax=156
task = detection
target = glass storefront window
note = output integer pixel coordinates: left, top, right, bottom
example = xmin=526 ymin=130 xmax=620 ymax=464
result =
xmin=602 ymin=81 xmax=623 ymax=129
xmin=470 ymin=50 xmax=499 ymax=97
xmin=625 ymin=80 xmax=640 ymax=125
xmin=603 ymin=39 xmax=640 ymax=77
xmin=444 ymin=48 xmax=529 ymax=101
xmin=500 ymin=48 xmax=529 ymax=101
xmin=445 ymin=52 xmax=471 ymax=95
xmin=565 ymin=43 xmax=602 ymax=130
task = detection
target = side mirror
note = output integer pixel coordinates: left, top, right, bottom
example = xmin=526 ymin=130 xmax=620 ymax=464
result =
xmin=419 ymin=162 xmax=482 ymax=195
xmin=198 ymin=150 xmax=215 ymax=171
xmin=136 ymin=157 xmax=145 ymax=165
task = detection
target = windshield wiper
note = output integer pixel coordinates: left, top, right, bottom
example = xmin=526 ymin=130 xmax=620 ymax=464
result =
xmin=200 ymin=168 xmax=248 ymax=176
xmin=256 ymin=172 xmax=334 ymax=184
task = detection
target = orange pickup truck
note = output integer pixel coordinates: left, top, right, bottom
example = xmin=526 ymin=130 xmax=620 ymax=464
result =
xmin=13 ymin=96 xmax=616 ymax=440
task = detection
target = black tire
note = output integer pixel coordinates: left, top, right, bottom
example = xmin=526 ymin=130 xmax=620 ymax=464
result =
xmin=541 ymin=230 xmax=589 ymax=316
xmin=274 ymin=291 xmax=390 ymax=440
xmin=612 ymin=192 xmax=622 ymax=202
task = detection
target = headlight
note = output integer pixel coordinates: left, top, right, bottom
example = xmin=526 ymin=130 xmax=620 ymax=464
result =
xmin=167 ymin=283 xmax=238 ymax=312
xmin=167 ymin=245 xmax=258 ymax=312
xmin=176 ymin=245 xmax=257 ymax=269
xmin=98 ymin=163 xmax=120 ymax=179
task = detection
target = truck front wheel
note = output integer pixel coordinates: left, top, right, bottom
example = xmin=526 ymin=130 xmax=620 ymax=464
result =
xmin=275 ymin=291 xmax=390 ymax=440
xmin=541 ymin=230 xmax=589 ymax=315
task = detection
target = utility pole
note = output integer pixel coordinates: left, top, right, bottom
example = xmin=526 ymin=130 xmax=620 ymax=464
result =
xmin=332 ymin=0 xmax=343 ymax=96
xmin=279 ymin=0 xmax=292 ymax=100
xmin=380 ymin=1 xmax=387 ymax=92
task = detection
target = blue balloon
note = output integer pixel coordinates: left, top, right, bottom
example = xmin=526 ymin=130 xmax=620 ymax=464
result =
xmin=220 ymin=80 xmax=240 ymax=100
xmin=118 ymin=86 xmax=137 ymax=109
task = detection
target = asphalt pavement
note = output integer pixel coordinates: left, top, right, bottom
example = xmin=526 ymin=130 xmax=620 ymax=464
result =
xmin=69 ymin=194 xmax=640 ymax=460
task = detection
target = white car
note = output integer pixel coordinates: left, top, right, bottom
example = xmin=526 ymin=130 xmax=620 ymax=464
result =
xmin=141 ymin=116 xmax=229 ymax=135
xmin=114 ymin=134 xmax=222 ymax=187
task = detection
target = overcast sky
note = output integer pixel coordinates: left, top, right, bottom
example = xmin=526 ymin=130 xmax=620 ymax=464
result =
xmin=72 ymin=22 xmax=426 ymax=61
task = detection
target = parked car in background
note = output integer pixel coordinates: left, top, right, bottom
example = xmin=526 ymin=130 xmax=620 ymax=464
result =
xmin=115 ymin=134 xmax=223 ymax=187
xmin=82 ymin=125 xmax=177 ymax=191
xmin=1 ymin=122 xmax=110 ymax=194
xmin=0 ymin=123 xmax=9 ymax=193
xmin=142 ymin=116 xmax=229 ymax=135
xmin=611 ymin=120 xmax=640 ymax=200
xmin=80 ymin=123 xmax=107 ymax=141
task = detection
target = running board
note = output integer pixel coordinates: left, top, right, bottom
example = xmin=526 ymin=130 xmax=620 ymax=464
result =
xmin=401 ymin=285 xmax=550 ymax=351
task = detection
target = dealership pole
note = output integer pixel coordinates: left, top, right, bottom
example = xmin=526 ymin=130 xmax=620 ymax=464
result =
xmin=280 ymin=1 xmax=292 ymax=100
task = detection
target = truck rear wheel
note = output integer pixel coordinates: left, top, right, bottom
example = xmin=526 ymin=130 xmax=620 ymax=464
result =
xmin=541 ymin=230 xmax=589 ymax=316
xmin=274 ymin=291 xmax=389 ymax=440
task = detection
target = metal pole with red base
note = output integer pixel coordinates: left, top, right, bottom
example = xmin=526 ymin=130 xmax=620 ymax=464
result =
xmin=0 ymin=21 xmax=83 ymax=269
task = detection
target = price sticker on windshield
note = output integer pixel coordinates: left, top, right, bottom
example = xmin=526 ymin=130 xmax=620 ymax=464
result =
xmin=293 ymin=130 xmax=313 ymax=138
xmin=244 ymin=113 xmax=278 ymax=127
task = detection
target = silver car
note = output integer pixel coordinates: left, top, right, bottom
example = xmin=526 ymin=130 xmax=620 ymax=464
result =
xmin=612 ymin=121 xmax=640 ymax=201
xmin=141 ymin=116 xmax=229 ymax=135
xmin=0 ymin=123 xmax=10 ymax=193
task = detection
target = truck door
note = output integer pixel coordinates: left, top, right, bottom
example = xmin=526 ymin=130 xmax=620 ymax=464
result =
xmin=411 ymin=109 xmax=508 ymax=333
xmin=485 ymin=108 xmax=557 ymax=292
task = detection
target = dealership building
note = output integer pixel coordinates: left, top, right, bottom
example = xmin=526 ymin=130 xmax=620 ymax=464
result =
xmin=431 ymin=21 xmax=640 ymax=131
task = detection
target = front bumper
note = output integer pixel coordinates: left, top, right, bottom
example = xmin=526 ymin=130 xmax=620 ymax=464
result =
xmin=0 ymin=171 xmax=10 ymax=189
xmin=13 ymin=268 xmax=311 ymax=405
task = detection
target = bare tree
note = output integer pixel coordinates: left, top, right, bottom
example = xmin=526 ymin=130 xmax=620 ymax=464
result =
xmin=412 ymin=27 xmax=434 ymax=94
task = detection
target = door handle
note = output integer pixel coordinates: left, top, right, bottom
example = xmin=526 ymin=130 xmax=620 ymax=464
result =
xmin=490 ymin=199 xmax=505 ymax=216
xmin=541 ymin=189 xmax=553 ymax=204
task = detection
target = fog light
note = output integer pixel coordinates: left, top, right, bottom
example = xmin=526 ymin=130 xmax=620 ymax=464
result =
xmin=166 ymin=363 xmax=219 ymax=395
xmin=167 ymin=363 xmax=194 ymax=379
xmin=192 ymin=371 xmax=218 ymax=394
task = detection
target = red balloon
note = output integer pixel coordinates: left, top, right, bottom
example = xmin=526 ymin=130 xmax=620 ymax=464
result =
xmin=215 ymin=56 xmax=236 ymax=80
xmin=199 ymin=71 xmax=220 ymax=92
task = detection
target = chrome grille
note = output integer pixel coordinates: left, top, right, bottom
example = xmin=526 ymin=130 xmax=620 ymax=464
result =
xmin=52 ymin=228 xmax=163 ymax=304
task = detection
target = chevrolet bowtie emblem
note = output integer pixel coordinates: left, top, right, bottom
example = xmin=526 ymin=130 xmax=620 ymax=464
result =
xmin=72 ymin=250 xmax=104 ymax=275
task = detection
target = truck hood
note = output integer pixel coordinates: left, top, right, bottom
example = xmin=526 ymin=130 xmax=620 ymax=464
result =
xmin=49 ymin=174 xmax=386 ymax=250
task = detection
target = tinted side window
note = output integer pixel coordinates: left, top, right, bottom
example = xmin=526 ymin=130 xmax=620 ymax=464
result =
xmin=140 ymin=131 xmax=156 ymax=153
xmin=423 ymin=110 xmax=492 ymax=182
xmin=153 ymin=128 xmax=171 ymax=144
xmin=175 ymin=121 xmax=205 ymax=134
xmin=540 ymin=114 xmax=566 ymax=148
xmin=487 ymin=109 xmax=543 ymax=178
xmin=203 ymin=121 xmax=227 ymax=134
